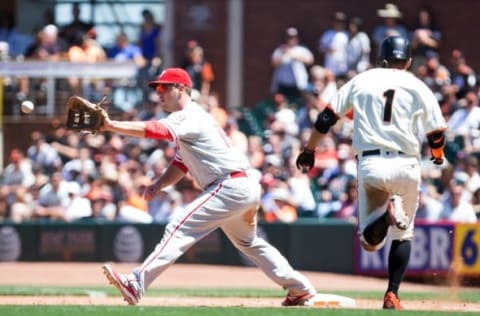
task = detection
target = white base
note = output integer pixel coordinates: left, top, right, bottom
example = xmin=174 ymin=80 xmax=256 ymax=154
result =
xmin=306 ymin=293 xmax=356 ymax=308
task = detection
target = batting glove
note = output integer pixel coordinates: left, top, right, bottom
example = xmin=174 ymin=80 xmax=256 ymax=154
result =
xmin=296 ymin=148 xmax=315 ymax=171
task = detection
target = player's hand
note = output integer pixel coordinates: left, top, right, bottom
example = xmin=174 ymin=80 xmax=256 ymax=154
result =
xmin=430 ymin=148 xmax=444 ymax=165
xmin=296 ymin=148 xmax=315 ymax=172
xmin=143 ymin=181 xmax=161 ymax=201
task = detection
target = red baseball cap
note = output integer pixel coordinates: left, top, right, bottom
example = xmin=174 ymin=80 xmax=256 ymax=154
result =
xmin=148 ymin=68 xmax=193 ymax=88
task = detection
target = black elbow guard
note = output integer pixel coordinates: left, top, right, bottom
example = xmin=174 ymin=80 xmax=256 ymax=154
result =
xmin=314 ymin=107 xmax=339 ymax=134
xmin=427 ymin=130 xmax=445 ymax=149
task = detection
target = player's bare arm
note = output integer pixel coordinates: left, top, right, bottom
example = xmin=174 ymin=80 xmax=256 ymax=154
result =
xmin=144 ymin=163 xmax=186 ymax=201
xmin=101 ymin=118 xmax=147 ymax=138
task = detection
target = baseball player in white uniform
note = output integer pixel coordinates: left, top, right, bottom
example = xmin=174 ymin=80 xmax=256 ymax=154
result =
xmin=101 ymin=68 xmax=316 ymax=306
xmin=296 ymin=36 xmax=447 ymax=310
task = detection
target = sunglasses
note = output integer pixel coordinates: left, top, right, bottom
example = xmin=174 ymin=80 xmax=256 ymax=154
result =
xmin=156 ymin=84 xmax=180 ymax=93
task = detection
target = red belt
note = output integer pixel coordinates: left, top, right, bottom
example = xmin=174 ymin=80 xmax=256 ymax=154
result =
xmin=229 ymin=171 xmax=247 ymax=179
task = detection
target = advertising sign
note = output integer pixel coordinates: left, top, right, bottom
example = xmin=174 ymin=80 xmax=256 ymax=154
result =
xmin=356 ymin=223 xmax=455 ymax=276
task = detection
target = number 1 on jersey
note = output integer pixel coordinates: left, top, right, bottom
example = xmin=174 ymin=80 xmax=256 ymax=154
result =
xmin=382 ymin=89 xmax=395 ymax=123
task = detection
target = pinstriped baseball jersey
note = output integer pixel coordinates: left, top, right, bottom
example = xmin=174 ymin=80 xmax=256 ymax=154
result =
xmin=330 ymin=68 xmax=447 ymax=156
xmin=161 ymin=101 xmax=250 ymax=189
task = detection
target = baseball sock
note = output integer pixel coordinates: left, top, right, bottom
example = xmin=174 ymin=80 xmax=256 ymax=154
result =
xmin=387 ymin=240 xmax=411 ymax=295
xmin=362 ymin=211 xmax=390 ymax=246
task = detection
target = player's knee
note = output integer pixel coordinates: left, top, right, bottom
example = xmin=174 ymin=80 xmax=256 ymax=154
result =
xmin=360 ymin=233 xmax=386 ymax=252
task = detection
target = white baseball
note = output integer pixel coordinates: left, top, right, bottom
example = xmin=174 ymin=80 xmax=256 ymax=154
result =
xmin=21 ymin=100 xmax=34 ymax=114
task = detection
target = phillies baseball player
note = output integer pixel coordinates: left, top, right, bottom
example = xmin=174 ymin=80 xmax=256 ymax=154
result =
xmin=296 ymin=36 xmax=447 ymax=310
xmin=101 ymin=68 xmax=316 ymax=306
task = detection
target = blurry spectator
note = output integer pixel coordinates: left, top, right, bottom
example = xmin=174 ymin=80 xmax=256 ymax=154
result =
xmin=261 ymin=186 xmax=298 ymax=223
xmin=346 ymin=17 xmax=371 ymax=76
xmin=447 ymin=90 xmax=480 ymax=151
xmin=2 ymin=148 xmax=35 ymax=189
xmin=247 ymin=135 xmax=265 ymax=170
xmin=319 ymin=143 xmax=356 ymax=201
xmin=0 ymin=41 xmax=9 ymax=62
xmin=62 ymin=147 xmax=96 ymax=182
xmin=0 ymin=11 xmax=33 ymax=59
xmin=9 ymin=186 xmax=35 ymax=223
xmin=67 ymin=29 xmax=107 ymax=94
xmin=333 ymin=178 xmax=358 ymax=222
xmin=449 ymin=49 xmax=477 ymax=100
xmin=85 ymin=185 xmax=117 ymax=221
xmin=117 ymin=176 xmax=153 ymax=223
xmin=308 ymin=65 xmax=338 ymax=111
xmin=183 ymin=43 xmax=214 ymax=103
xmin=271 ymin=27 xmax=314 ymax=104
xmin=410 ymin=6 xmax=442 ymax=72
xmin=34 ymin=172 xmax=80 ymax=221
xmin=372 ymin=3 xmax=408 ymax=49
xmin=107 ymin=31 xmax=148 ymax=113
xmin=59 ymin=1 xmax=93 ymax=49
xmin=67 ymin=28 xmax=105 ymax=63
xmin=440 ymin=182 xmax=477 ymax=223
xmin=287 ymin=161 xmax=316 ymax=217
xmin=63 ymin=184 xmax=92 ymax=221
xmin=50 ymin=130 xmax=81 ymax=163
xmin=138 ymin=9 xmax=162 ymax=68
xmin=271 ymin=187 xmax=298 ymax=223
xmin=137 ymin=9 xmax=163 ymax=99
xmin=19 ymin=24 xmax=61 ymax=101
xmin=0 ymin=189 xmax=7 ymax=220
xmin=459 ymin=155 xmax=480 ymax=199
xmin=316 ymin=189 xmax=341 ymax=218
xmin=271 ymin=93 xmax=299 ymax=136
xmin=31 ymin=162 xmax=49 ymax=189
xmin=225 ymin=117 xmax=249 ymax=154
xmin=148 ymin=187 xmax=182 ymax=222
xmin=416 ymin=184 xmax=443 ymax=222
xmin=27 ymin=131 xmax=62 ymax=173
xmin=299 ymin=66 xmax=337 ymax=131
xmin=313 ymin=134 xmax=339 ymax=171
xmin=472 ymin=187 xmax=480 ymax=219
xmin=206 ymin=92 xmax=228 ymax=129
xmin=415 ymin=50 xmax=451 ymax=101
xmin=1 ymin=149 xmax=35 ymax=213
xmin=24 ymin=24 xmax=61 ymax=61
xmin=108 ymin=31 xmax=146 ymax=68
xmin=318 ymin=12 xmax=349 ymax=80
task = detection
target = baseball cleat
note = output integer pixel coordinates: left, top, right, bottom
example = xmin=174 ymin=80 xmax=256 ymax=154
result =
xmin=102 ymin=263 xmax=141 ymax=305
xmin=383 ymin=291 xmax=403 ymax=310
xmin=386 ymin=197 xmax=409 ymax=230
xmin=281 ymin=292 xmax=315 ymax=306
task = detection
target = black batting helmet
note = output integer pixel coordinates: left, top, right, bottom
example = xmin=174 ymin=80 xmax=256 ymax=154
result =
xmin=378 ymin=36 xmax=411 ymax=63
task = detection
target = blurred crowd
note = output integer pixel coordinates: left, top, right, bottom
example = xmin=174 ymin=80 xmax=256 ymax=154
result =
xmin=1 ymin=3 xmax=479 ymax=224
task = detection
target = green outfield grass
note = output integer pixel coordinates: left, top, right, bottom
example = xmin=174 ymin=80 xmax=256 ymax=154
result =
xmin=0 ymin=306 xmax=476 ymax=316
xmin=0 ymin=286 xmax=478 ymax=315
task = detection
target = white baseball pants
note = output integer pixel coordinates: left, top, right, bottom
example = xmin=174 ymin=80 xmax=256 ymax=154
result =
xmin=357 ymin=154 xmax=421 ymax=241
xmin=135 ymin=174 xmax=315 ymax=297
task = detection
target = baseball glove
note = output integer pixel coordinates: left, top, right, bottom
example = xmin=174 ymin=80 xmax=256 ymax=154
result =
xmin=66 ymin=95 xmax=109 ymax=133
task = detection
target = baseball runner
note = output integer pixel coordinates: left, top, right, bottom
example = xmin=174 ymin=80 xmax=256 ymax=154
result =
xmin=296 ymin=36 xmax=447 ymax=310
xmin=100 ymin=68 xmax=316 ymax=306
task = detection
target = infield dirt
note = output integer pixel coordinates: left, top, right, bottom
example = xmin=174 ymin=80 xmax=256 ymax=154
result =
xmin=0 ymin=262 xmax=478 ymax=312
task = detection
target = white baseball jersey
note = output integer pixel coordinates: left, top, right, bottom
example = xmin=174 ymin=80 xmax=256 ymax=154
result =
xmin=161 ymin=102 xmax=250 ymax=189
xmin=331 ymin=68 xmax=447 ymax=156
xmin=329 ymin=67 xmax=447 ymax=242
xmin=135 ymin=101 xmax=316 ymax=298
